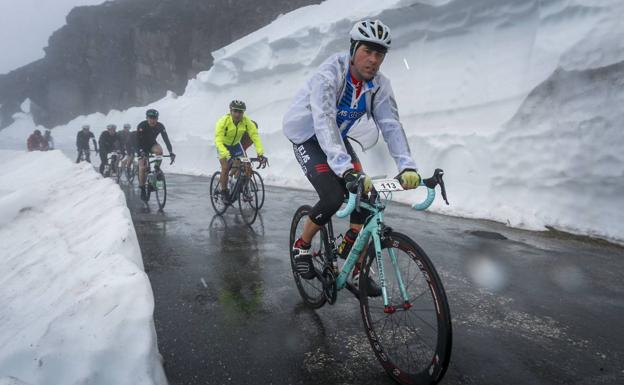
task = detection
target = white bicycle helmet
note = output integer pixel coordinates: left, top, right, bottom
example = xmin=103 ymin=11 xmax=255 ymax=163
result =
xmin=349 ymin=19 xmax=392 ymax=55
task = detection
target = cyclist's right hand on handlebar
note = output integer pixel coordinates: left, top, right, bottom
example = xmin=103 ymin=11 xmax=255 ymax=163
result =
xmin=343 ymin=169 xmax=372 ymax=194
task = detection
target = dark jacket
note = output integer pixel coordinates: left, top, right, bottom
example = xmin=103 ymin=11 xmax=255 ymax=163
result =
xmin=137 ymin=120 xmax=173 ymax=153
xmin=125 ymin=131 xmax=138 ymax=154
xmin=98 ymin=131 xmax=121 ymax=153
xmin=76 ymin=130 xmax=96 ymax=149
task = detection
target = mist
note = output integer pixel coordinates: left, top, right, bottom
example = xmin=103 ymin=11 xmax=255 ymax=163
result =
xmin=0 ymin=0 xmax=105 ymax=74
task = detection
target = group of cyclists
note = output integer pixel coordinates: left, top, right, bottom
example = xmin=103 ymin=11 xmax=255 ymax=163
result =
xmin=26 ymin=129 xmax=54 ymax=151
xmin=76 ymin=109 xmax=176 ymax=201
xmin=72 ymin=19 xmax=422 ymax=296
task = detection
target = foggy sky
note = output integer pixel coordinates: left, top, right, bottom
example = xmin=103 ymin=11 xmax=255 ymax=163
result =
xmin=0 ymin=0 xmax=105 ymax=75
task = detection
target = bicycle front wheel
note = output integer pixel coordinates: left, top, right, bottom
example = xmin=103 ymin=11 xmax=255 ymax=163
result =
xmin=289 ymin=205 xmax=330 ymax=309
xmin=127 ymin=161 xmax=136 ymax=184
xmin=252 ymin=171 xmax=265 ymax=209
xmin=238 ymin=177 xmax=258 ymax=225
xmin=210 ymin=171 xmax=228 ymax=215
xmin=115 ymin=163 xmax=122 ymax=184
xmin=155 ymin=171 xmax=167 ymax=210
xmin=360 ymin=231 xmax=452 ymax=385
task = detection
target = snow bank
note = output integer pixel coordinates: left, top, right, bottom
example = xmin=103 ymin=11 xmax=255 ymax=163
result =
xmin=0 ymin=150 xmax=166 ymax=385
xmin=1 ymin=0 xmax=622 ymax=242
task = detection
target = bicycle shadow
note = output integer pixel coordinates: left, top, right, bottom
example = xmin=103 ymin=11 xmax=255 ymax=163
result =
xmin=207 ymin=213 xmax=266 ymax=322
xmin=212 ymin=210 xmax=266 ymax=234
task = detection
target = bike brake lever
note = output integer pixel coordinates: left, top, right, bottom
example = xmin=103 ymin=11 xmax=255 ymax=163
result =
xmin=435 ymin=169 xmax=449 ymax=205
xmin=355 ymin=176 xmax=363 ymax=213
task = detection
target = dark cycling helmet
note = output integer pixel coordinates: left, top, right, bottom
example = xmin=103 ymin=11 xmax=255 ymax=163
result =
xmin=82 ymin=124 xmax=90 ymax=129
xmin=229 ymin=100 xmax=246 ymax=111
xmin=349 ymin=19 xmax=392 ymax=56
xmin=123 ymin=123 xmax=131 ymax=129
xmin=146 ymin=109 xmax=159 ymax=118
xmin=34 ymin=129 xmax=41 ymax=135
xmin=106 ymin=124 xmax=116 ymax=130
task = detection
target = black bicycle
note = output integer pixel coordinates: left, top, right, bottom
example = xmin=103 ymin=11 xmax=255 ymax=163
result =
xmin=103 ymin=151 xmax=122 ymax=181
xmin=126 ymin=156 xmax=138 ymax=184
xmin=140 ymin=153 xmax=172 ymax=211
xmin=210 ymin=156 xmax=260 ymax=225
xmin=76 ymin=148 xmax=97 ymax=163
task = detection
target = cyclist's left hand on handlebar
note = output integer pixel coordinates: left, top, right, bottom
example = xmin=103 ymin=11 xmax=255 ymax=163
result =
xmin=343 ymin=169 xmax=372 ymax=194
xmin=169 ymin=152 xmax=176 ymax=164
xmin=257 ymin=155 xmax=268 ymax=168
xmin=397 ymin=169 xmax=421 ymax=189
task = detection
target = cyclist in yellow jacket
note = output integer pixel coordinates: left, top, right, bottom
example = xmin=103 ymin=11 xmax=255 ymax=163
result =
xmin=215 ymin=100 xmax=267 ymax=198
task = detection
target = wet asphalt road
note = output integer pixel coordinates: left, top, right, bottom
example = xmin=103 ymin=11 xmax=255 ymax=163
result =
xmin=125 ymin=174 xmax=624 ymax=385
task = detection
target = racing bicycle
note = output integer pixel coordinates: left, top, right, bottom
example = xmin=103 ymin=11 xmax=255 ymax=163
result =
xmin=140 ymin=153 xmax=173 ymax=210
xmin=210 ymin=156 xmax=265 ymax=225
xmin=289 ymin=169 xmax=452 ymax=385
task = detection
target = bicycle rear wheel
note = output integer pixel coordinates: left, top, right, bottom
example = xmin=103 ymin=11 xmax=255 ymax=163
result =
xmin=359 ymin=231 xmax=452 ymax=385
xmin=289 ymin=205 xmax=329 ymax=309
xmin=238 ymin=177 xmax=258 ymax=225
xmin=155 ymin=171 xmax=167 ymax=210
xmin=252 ymin=171 xmax=265 ymax=209
xmin=210 ymin=171 xmax=228 ymax=215
xmin=115 ymin=162 xmax=122 ymax=184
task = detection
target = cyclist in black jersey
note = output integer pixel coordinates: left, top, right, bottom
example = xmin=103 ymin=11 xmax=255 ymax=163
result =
xmin=76 ymin=124 xmax=98 ymax=163
xmin=137 ymin=109 xmax=175 ymax=201
xmin=98 ymin=124 xmax=122 ymax=174
xmin=120 ymin=124 xmax=137 ymax=173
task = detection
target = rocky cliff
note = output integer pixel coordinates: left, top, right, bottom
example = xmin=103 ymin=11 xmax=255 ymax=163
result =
xmin=0 ymin=0 xmax=319 ymax=129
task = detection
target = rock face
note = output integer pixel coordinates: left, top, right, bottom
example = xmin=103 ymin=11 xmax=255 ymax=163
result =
xmin=0 ymin=0 xmax=319 ymax=129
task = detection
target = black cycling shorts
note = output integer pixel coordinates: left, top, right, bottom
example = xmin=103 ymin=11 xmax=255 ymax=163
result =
xmin=293 ymin=136 xmax=367 ymax=226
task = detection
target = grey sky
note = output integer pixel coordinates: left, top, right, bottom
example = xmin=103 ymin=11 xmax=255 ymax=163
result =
xmin=0 ymin=0 xmax=105 ymax=74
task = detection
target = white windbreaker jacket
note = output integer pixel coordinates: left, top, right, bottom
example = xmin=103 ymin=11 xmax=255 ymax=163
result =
xmin=282 ymin=52 xmax=418 ymax=177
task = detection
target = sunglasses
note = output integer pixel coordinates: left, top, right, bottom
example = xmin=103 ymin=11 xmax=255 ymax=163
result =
xmin=231 ymin=109 xmax=244 ymax=113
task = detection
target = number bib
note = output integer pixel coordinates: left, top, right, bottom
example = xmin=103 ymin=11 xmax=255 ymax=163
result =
xmin=372 ymin=179 xmax=404 ymax=192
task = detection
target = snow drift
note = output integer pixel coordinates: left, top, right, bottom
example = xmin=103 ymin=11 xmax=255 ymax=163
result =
xmin=0 ymin=150 xmax=166 ymax=385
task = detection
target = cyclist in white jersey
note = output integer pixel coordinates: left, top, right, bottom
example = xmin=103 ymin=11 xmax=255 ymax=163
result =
xmin=283 ymin=20 xmax=422 ymax=296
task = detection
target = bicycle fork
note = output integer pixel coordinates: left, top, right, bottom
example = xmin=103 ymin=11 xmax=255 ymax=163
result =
xmin=337 ymin=221 xmax=412 ymax=313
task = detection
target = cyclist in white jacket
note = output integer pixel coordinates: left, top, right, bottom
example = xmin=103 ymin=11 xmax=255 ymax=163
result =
xmin=283 ymin=20 xmax=421 ymax=296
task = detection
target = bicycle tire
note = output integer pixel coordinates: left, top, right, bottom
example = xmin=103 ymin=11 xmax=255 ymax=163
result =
xmin=155 ymin=171 xmax=167 ymax=210
xmin=210 ymin=171 xmax=228 ymax=215
xmin=127 ymin=162 xmax=136 ymax=184
xmin=238 ymin=177 xmax=258 ymax=225
xmin=252 ymin=171 xmax=265 ymax=209
xmin=289 ymin=205 xmax=329 ymax=309
xmin=359 ymin=231 xmax=452 ymax=385
xmin=115 ymin=162 xmax=122 ymax=184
